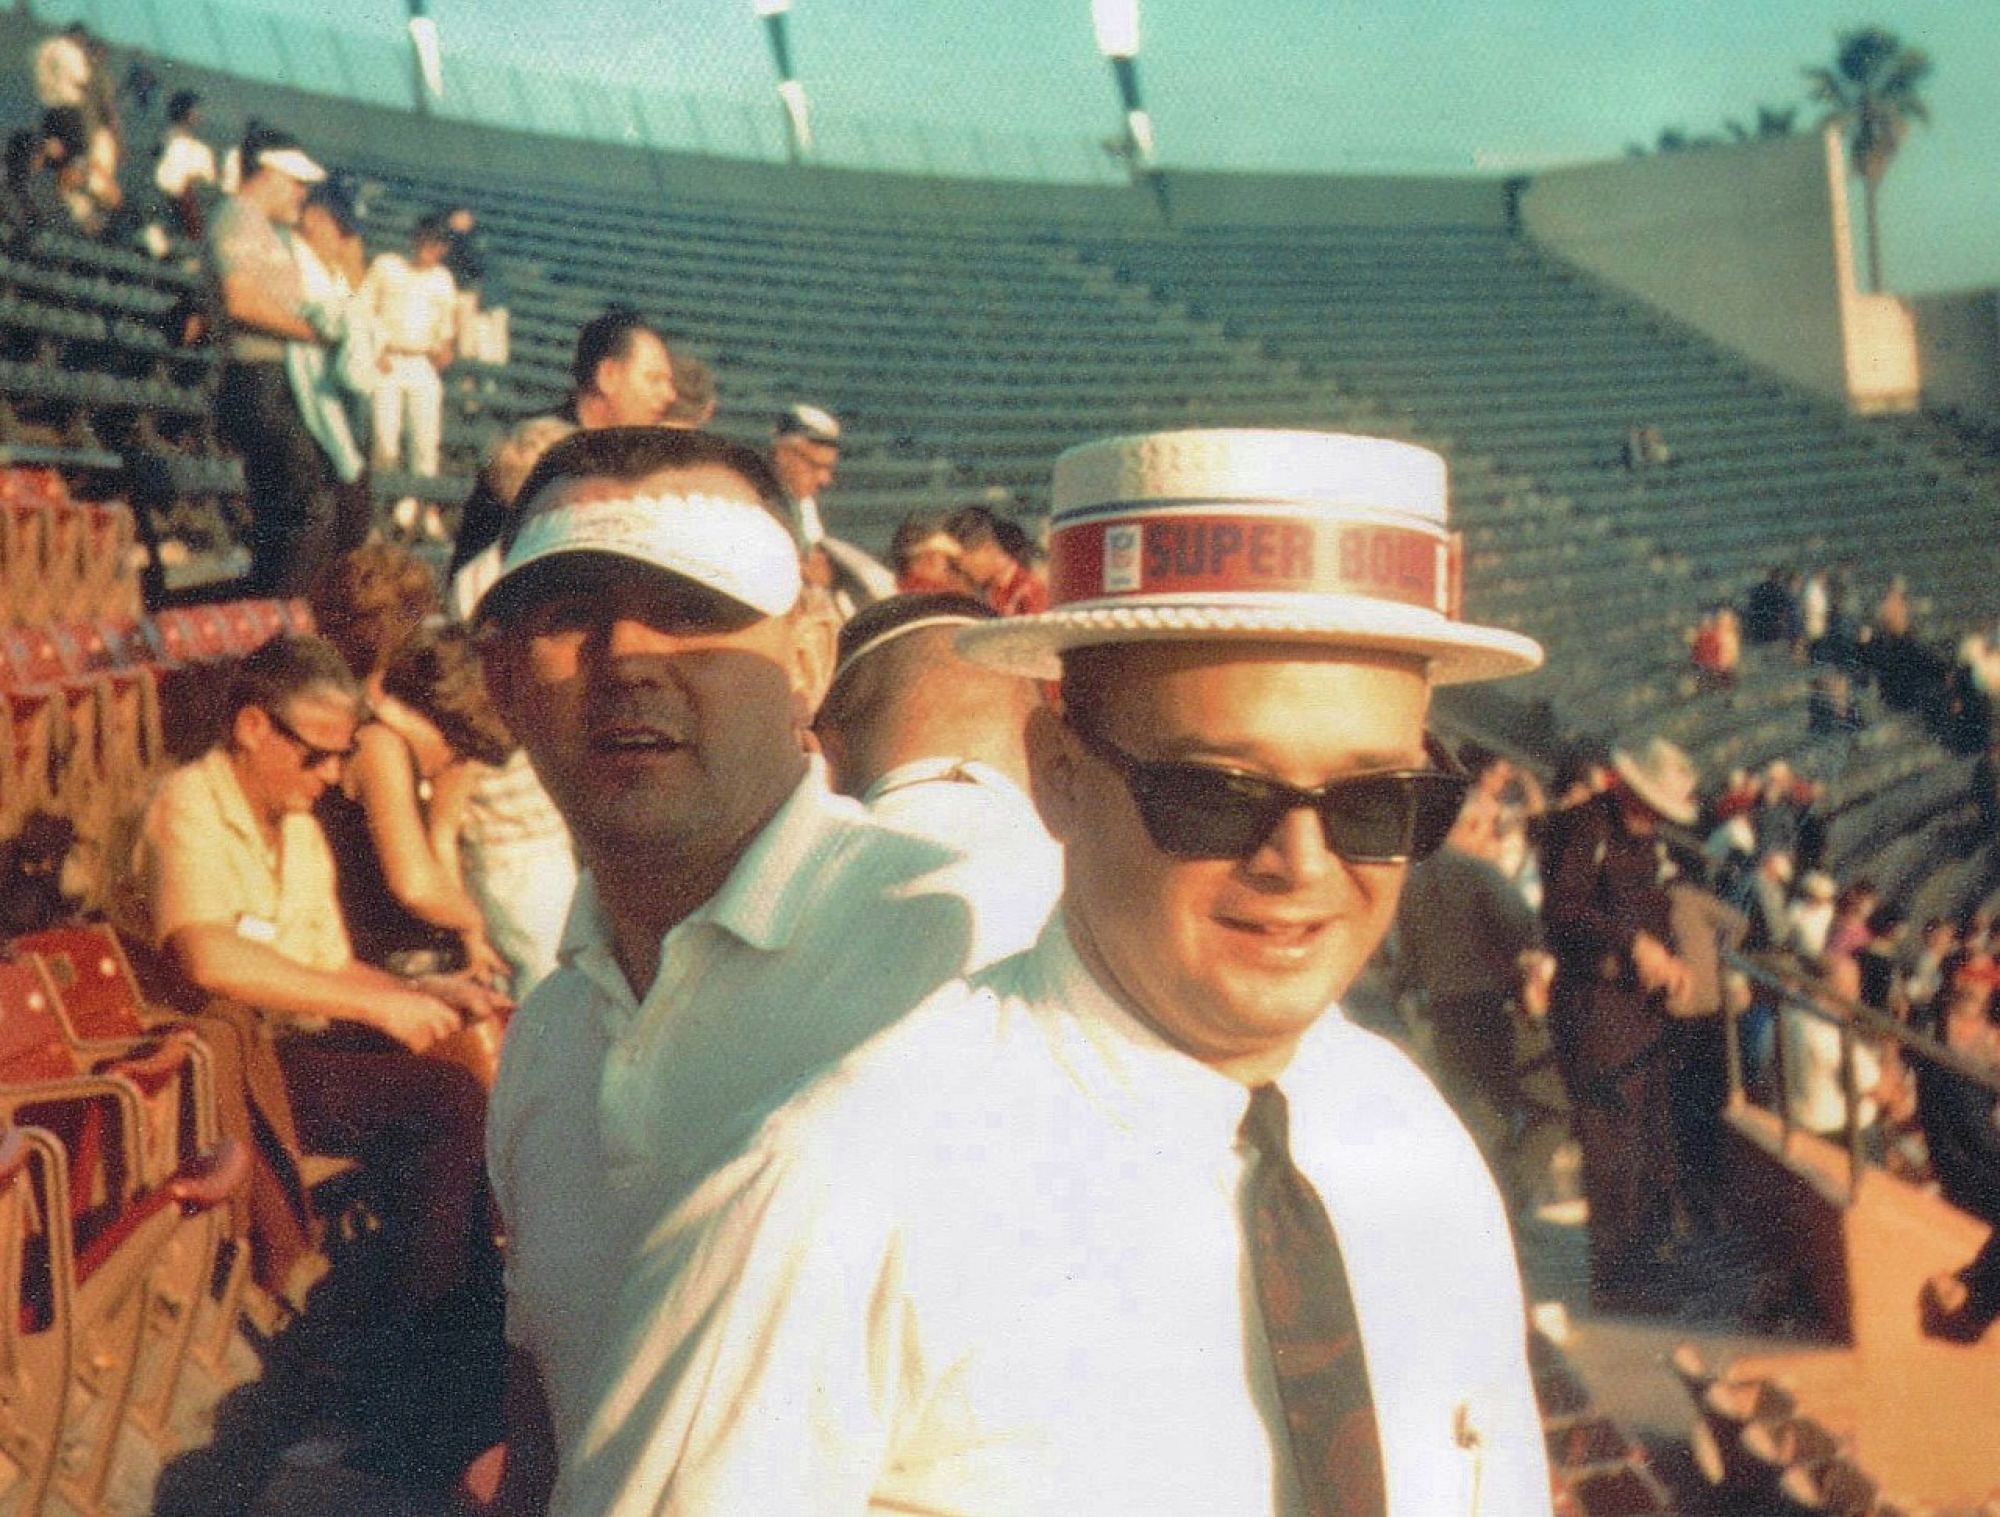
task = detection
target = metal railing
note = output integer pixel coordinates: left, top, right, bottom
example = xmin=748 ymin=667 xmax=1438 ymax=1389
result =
xmin=1722 ymin=947 xmax=2000 ymax=1205
xmin=22 ymin=0 xmax=1135 ymax=186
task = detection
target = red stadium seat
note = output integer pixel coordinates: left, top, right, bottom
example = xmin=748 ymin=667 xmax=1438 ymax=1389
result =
xmin=0 ymin=954 xmax=248 ymax=1483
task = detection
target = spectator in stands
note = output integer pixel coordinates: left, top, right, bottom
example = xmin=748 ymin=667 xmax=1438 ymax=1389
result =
xmin=154 ymin=88 xmax=216 ymax=240
xmin=1900 ymin=915 xmax=1958 ymax=1025
xmin=287 ymin=179 xmax=371 ymax=525
xmin=945 ymin=501 xmax=1051 ymax=616
xmin=210 ymin=125 xmax=369 ymax=595
xmin=1822 ymin=877 xmax=1881 ymax=969
xmin=436 ymin=205 xmax=489 ymax=362
xmin=307 ymin=540 xmax=439 ymax=701
xmin=1750 ymin=757 xmax=1820 ymax=864
xmin=1917 ymin=968 xmax=2000 ymax=1343
xmin=888 ymin=512 xmax=974 ymax=595
xmin=74 ymin=39 xmax=122 ymax=240
xmin=108 ymin=635 xmax=508 ymax=1367
xmin=316 ymin=625 xmax=514 ymax=984
xmin=1743 ymin=565 xmax=1803 ymax=649
xmin=770 ymin=402 xmax=887 ymax=617
xmin=33 ymin=23 xmax=93 ymax=113
xmin=361 ymin=212 xmax=456 ymax=491
xmin=1786 ymin=870 xmax=1839 ymax=959
xmin=568 ymin=305 xmax=676 ymax=431
xmin=2 ymin=106 xmax=87 ymax=239
xmin=1622 ymin=423 xmax=1672 ymax=471
xmin=1800 ymin=566 xmax=1830 ymax=652
xmin=449 ymin=307 xmax=671 ymax=587
xmin=813 ymin=591 xmax=1059 ymax=890
xmin=1781 ymin=951 xmax=1902 ymax=1156
xmin=662 ymin=350 xmax=716 ymax=428
xmin=434 ymin=421 xmax=584 ymax=999
xmin=1690 ymin=606 xmax=1740 ymax=691
xmin=1542 ymin=736 xmax=1698 ymax=1310
xmin=1874 ymin=573 xmax=1912 ymax=641
xmin=770 ymin=401 xmax=841 ymax=548
xmin=471 ymin=427 xmax=1046 ymax=1510
xmin=1395 ymin=785 xmax=1547 ymax=1209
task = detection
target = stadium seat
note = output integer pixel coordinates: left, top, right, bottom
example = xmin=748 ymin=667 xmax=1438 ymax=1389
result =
xmin=0 ymin=955 xmax=248 ymax=1503
xmin=0 ymin=1121 xmax=70 ymax=1517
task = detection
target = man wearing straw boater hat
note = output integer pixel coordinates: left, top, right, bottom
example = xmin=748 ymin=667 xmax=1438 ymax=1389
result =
xmin=555 ymin=430 xmax=1553 ymax=1517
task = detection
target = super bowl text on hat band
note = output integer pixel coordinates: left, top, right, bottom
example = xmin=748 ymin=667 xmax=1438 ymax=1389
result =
xmin=1051 ymin=507 xmax=1462 ymax=619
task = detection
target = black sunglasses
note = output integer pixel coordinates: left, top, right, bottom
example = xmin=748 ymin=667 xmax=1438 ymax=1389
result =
xmin=1068 ymin=716 xmax=1468 ymax=864
xmin=264 ymin=706 xmax=358 ymax=769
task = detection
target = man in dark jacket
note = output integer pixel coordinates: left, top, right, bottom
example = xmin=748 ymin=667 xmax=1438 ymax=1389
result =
xmin=1541 ymin=737 xmax=1697 ymax=1309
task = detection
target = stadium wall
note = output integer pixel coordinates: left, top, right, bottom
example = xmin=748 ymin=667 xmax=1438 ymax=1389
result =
xmin=1518 ymin=126 xmax=1920 ymax=414
xmin=0 ymin=9 xmax=1506 ymax=233
xmin=1911 ymin=291 xmax=2000 ymax=420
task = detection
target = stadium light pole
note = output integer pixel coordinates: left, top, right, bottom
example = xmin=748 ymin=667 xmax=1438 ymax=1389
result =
xmin=752 ymin=0 xmax=814 ymax=164
xmin=406 ymin=0 xmax=444 ymax=116
xmin=1091 ymin=0 xmax=1154 ymax=170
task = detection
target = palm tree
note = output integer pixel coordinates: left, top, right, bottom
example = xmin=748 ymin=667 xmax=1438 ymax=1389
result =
xmin=1805 ymin=27 xmax=1933 ymax=293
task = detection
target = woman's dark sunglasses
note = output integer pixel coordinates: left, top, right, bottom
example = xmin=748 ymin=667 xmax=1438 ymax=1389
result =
xmin=1067 ymin=717 xmax=1468 ymax=864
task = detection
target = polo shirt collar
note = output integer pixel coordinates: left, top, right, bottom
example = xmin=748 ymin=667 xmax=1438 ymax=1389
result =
xmin=196 ymin=747 xmax=273 ymax=854
xmin=700 ymin=757 xmax=862 ymax=952
xmin=556 ymin=758 xmax=862 ymax=987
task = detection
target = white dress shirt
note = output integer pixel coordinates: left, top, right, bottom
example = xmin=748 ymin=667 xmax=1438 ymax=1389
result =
xmin=861 ymin=758 xmax=1061 ymax=957
xmin=558 ymin=918 xmax=1553 ymax=1517
xmin=488 ymin=761 xmax=1051 ymax=1460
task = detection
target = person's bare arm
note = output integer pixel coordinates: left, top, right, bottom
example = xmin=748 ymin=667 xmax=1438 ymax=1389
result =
xmin=167 ymin=922 xmax=461 ymax=1051
xmin=352 ymin=727 xmax=487 ymax=937
xmin=221 ymin=269 xmax=320 ymax=343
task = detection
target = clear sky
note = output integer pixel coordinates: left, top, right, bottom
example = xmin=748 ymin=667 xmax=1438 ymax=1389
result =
xmin=80 ymin=0 xmax=1999 ymax=294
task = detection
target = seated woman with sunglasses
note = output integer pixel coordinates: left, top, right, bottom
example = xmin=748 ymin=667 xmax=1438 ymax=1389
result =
xmin=317 ymin=624 xmax=516 ymax=985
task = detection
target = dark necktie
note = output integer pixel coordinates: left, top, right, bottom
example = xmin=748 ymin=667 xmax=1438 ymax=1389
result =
xmin=1241 ymin=1082 xmax=1387 ymax=1516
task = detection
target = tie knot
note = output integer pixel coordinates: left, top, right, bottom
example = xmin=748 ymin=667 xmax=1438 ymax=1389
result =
xmin=1240 ymin=1082 xmax=1292 ymax=1161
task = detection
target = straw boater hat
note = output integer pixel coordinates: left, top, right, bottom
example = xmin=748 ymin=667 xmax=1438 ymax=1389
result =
xmin=1610 ymin=737 xmax=1700 ymax=827
xmin=955 ymin=429 xmax=1543 ymax=684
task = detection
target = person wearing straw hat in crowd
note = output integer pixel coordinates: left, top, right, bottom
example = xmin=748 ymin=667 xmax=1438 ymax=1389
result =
xmin=1541 ymin=735 xmax=1701 ymax=1312
xmin=554 ymin=429 xmax=1552 ymax=1517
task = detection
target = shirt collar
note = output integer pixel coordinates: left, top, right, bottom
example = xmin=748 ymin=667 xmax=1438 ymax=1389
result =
xmin=556 ymin=759 xmax=865 ymax=986
xmin=703 ymin=758 xmax=865 ymax=951
xmin=860 ymin=757 xmax=1022 ymax=808
xmin=1026 ymin=914 xmax=1281 ymax=1156
xmin=197 ymin=747 xmax=276 ymax=854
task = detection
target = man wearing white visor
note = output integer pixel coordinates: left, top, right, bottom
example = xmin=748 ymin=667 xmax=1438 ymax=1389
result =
xmin=471 ymin=428 xmax=1051 ymax=1510
xmin=556 ymin=429 xmax=1555 ymax=1516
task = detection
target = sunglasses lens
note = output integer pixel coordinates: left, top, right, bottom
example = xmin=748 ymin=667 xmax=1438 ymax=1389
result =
xmin=1129 ymin=765 xmax=1279 ymax=859
xmin=1321 ymin=773 xmax=1468 ymax=863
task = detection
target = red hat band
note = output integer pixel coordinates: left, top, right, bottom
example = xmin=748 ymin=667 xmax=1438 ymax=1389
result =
xmin=1049 ymin=507 xmax=1463 ymax=620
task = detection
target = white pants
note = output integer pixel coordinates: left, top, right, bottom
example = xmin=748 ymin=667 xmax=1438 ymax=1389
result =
xmin=370 ymin=353 xmax=443 ymax=476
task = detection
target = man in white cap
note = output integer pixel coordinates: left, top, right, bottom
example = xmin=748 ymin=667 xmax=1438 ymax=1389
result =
xmin=1541 ymin=734 xmax=1699 ymax=1312
xmin=554 ymin=429 xmax=1553 ymax=1516
xmin=208 ymin=124 xmax=365 ymax=595
xmin=471 ymin=428 xmax=1052 ymax=1510
xmin=770 ymin=401 xmax=842 ymax=545
xmin=771 ymin=402 xmax=894 ymax=618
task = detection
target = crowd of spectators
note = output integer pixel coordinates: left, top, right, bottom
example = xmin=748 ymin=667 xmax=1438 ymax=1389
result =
xmin=0 ymin=23 xmax=1996 ymax=1506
